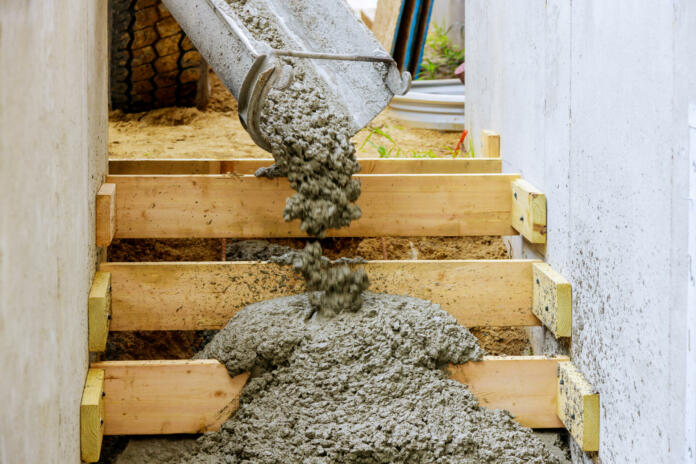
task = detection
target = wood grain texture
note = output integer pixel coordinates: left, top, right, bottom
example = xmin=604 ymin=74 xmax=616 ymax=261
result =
xmin=88 ymin=271 xmax=111 ymax=352
xmin=108 ymin=158 xmax=503 ymax=175
xmin=91 ymin=360 xmax=250 ymax=435
xmin=557 ymin=362 xmax=600 ymax=451
xmin=511 ymin=179 xmax=547 ymax=243
xmin=94 ymin=357 xmax=566 ymax=435
xmin=105 ymin=174 xmax=520 ymax=238
xmin=481 ymin=130 xmax=500 ymax=157
xmin=96 ymin=183 xmax=116 ymax=246
xmin=532 ymin=263 xmax=572 ymax=338
xmin=450 ymin=356 xmax=568 ymax=428
xmin=100 ymin=260 xmax=542 ymax=331
xmin=373 ymin=0 xmax=405 ymax=53
xmin=80 ymin=369 xmax=105 ymax=462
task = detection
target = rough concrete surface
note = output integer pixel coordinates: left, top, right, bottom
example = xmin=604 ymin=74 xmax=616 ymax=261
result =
xmin=0 ymin=1 xmax=108 ymax=462
xmin=117 ymin=293 xmax=560 ymax=463
xmin=465 ymin=0 xmax=696 ymax=461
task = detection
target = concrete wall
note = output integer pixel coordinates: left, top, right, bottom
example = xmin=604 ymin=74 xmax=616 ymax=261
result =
xmin=465 ymin=0 xmax=695 ymax=462
xmin=0 ymin=1 xmax=108 ymax=462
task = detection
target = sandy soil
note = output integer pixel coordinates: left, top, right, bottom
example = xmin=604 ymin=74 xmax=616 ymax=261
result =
xmin=108 ymin=72 xmax=462 ymax=159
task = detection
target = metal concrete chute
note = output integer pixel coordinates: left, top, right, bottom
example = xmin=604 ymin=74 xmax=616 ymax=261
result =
xmin=161 ymin=0 xmax=411 ymax=152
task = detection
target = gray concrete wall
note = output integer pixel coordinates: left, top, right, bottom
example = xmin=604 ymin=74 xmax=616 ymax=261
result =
xmin=465 ymin=0 xmax=695 ymax=462
xmin=0 ymin=1 xmax=108 ymax=462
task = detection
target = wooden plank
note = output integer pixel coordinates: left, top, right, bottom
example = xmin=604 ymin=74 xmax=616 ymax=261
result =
xmin=557 ymin=362 xmax=600 ymax=451
xmin=88 ymin=271 xmax=112 ymax=352
xmin=481 ymin=130 xmax=500 ymax=157
xmin=511 ymin=179 xmax=547 ymax=243
xmin=93 ymin=356 xmax=566 ymax=435
xmin=360 ymin=9 xmax=374 ymax=30
xmin=532 ymin=263 xmax=572 ymax=338
xmin=373 ymin=0 xmax=405 ymax=54
xmin=100 ymin=260 xmax=541 ymax=331
xmin=91 ymin=360 xmax=250 ymax=435
xmin=450 ymin=356 xmax=568 ymax=428
xmin=80 ymin=369 xmax=105 ymax=462
xmin=96 ymin=183 xmax=116 ymax=246
xmin=105 ymin=174 xmax=519 ymax=238
xmin=108 ymin=158 xmax=503 ymax=175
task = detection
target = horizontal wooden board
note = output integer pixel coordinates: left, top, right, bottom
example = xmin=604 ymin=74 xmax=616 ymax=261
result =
xmin=100 ymin=260 xmax=541 ymax=331
xmin=108 ymin=158 xmax=502 ymax=175
xmin=105 ymin=174 xmax=520 ymax=238
xmin=450 ymin=356 xmax=567 ymax=428
xmin=94 ymin=356 xmax=567 ymax=435
xmin=91 ymin=360 xmax=250 ymax=435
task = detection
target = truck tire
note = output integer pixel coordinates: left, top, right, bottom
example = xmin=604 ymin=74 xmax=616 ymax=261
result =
xmin=110 ymin=0 xmax=208 ymax=112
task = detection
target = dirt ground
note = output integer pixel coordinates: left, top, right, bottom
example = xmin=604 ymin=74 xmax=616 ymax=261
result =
xmin=108 ymin=71 xmax=462 ymax=159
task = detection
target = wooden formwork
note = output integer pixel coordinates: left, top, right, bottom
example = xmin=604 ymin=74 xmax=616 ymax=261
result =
xmin=82 ymin=154 xmax=599 ymax=461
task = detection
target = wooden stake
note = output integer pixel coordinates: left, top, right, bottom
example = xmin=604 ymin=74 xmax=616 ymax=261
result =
xmin=511 ymin=179 xmax=547 ymax=243
xmin=80 ymin=369 xmax=105 ymax=463
xmin=95 ymin=183 xmax=116 ymax=247
xmin=88 ymin=271 xmax=111 ymax=352
xmin=557 ymin=362 xmax=600 ymax=452
xmin=92 ymin=356 xmax=567 ymax=435
xmin=100 ymin=260 xmax=542 ymax=331
xmin=481 ymin=130 xmax=501 ymax=157
xmin=532 ymin=263 xmax=572 ymax=338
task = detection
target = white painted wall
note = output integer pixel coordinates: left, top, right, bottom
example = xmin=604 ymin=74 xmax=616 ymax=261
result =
xmin=0 ymin=1 xmax=108 ymax=462
xmin=465 ymin=0 xmax=695 ymax=462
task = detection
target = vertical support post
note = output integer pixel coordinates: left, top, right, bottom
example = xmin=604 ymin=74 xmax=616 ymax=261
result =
xmin=81 ymin=369 xmax=105 ymax=462
xmin=557 ymin=362 xmax=600 ymax=452
xmin=511 ymin=179 xmax=547 ymax=243
xmin=96 ymin=183 xmax=116 ymax=247
xmin=481 ymin=130 xmax=500 ymax=157
xmin=88 ymin=271 xmax=112 ymax=352
xmin=532 ymin=263 xmax=572 ymax=338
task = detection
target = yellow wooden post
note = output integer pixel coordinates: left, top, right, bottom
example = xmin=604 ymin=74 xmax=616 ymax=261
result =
xmin=80 ymin=369 xmax=105 ymax=462
xmin=88 ymin=271 xmax=111 ymax=351
xmin=511 ymin=179 xmax=547 ymax=243
xmin=557 ymin=362 xmax=600 ymax=452
xmin=481 ymin=130 xmax=500 ymax=157
xmin=532 ymin=263 xmax=572 ymax=337
xmin=96 ymin=183 xmax=116 ymax=246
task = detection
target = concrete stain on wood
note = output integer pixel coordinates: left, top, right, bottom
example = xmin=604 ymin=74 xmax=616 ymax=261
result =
xmin=532 ymin=263 xmax=572 ymax=338
xmin=557 ymin=361 xmax=600 ymax=452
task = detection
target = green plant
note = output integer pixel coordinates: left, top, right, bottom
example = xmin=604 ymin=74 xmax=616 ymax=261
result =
xmin=417 ymin=22 xmax=465 ymax=80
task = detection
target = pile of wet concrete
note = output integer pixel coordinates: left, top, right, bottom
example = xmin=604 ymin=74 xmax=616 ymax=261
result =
xmin=115 ymin=292 xmax=562 ymax=463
